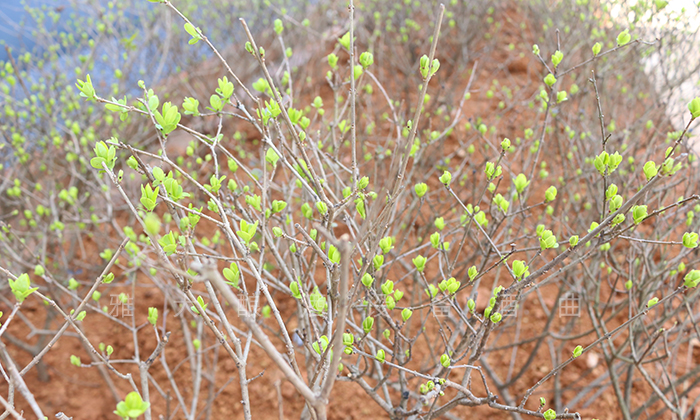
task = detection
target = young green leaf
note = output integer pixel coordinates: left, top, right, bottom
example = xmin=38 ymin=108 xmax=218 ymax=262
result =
xmin=684 ymin=270 xmax=700 ymax=288
xmin=222 ymin=262 xmax=240 ymax=288
xmin=688 ymin=97 xmax=700 ymax=119
xmin=381 ymin=280 xmax=394 ymax=295
xmin=9 ymin=273 xmax=38 ymax=303
xmin=643 ymin=161 xmax=658 ymax=181
xmin=413 ymin=255 xmax=427 ymax=272
xmin=184 ymin=22 xmax=203 ymax=44
xmin=439 ymin=171 xmax=452 ymax=186
xmin=682 ymin=232 xmax=699 ymax=249
xmin=551 ymin=50 xmax=563 ymax=68
xmin=76 ymin=74 xmax=96 ymax=101
xmin=114 ymin=392 xmax=150 ymax=420
xmin=153 ymin=102 xmax=181 ymax=135
xmin=513 ymin=173 xmax=530 ymax=194
xmin=616 ymin=29 xmax=631 ymax=46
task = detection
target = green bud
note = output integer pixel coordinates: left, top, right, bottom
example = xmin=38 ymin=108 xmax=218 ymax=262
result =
xmin=315 ymin=201 xmax=328 ymax=215
xmin=616 ymin=29 xmax=631 ymax=46
xmin=414 ymin=182 xmax=428 ymax=198
xmin=361 ymin=273 xmax=374 ymax=288
xmin=643 ymin=161 xmax=658 ymax=180
xmin=413 ymin=255 xmax=427 ymax=272
xmin=572 ymin=345 xmax=583 ymax=358
xmin=359 ymin=51 xmax=374 ymax=69
xmin=273 ymin=19 xmax=284 ymax=35
xmin=544 ymin=186 xmax=557 ymax=202
xmin=551 ymin=50 xmax=563 ymax=68
xmin=363 ymin=316 xmax=374 ymax=333
xmin=468 ymin=266 xmax=478 ymax=281
xmin=148 ymin=307 xmax=158 ymax=325
xmin=632 ymin=205 xmax=648 ymax=224
xmin=569 ymin=235 xmax=579 ymax=247
xmin=684 ymin=270 xmax=700 ymax=288
xmin=501 ymin=138 xmax=511 ymax=150
xmin=544 ymin=74 xmax=557 ymax=87
xmin=440 ymin=353 xmax=450 ymax=368
xmin=385 ymin=296 xmax=396 ymax=311
xmin=381 ymin=280 xmax=394 ymax=295
xmin=70 ymin=355 xmax=81 ymax=367
xmin=682 ymin=232 xmax=699 ymax=248
xmin=439 ymin=171 xmax=452 ymax=186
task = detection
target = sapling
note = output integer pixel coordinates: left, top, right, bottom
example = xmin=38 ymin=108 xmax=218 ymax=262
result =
xmin=2 ymin=1 xmax=700 ymax=419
